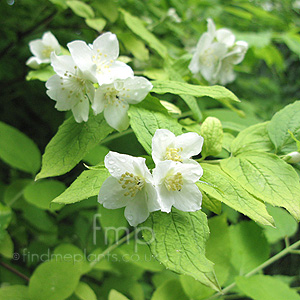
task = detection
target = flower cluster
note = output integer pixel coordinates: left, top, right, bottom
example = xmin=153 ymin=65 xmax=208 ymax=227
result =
xmin=27 ymin=32 xmax=152 ymax=131
xmin=98 ymin=129 xmax=204 ymax=226
xmin=189 ymin=19 xmax=248 ymax=85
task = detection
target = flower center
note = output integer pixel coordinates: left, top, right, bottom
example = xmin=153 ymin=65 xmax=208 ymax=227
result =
xmin=119 ymin=172 xmax=145 ymax=197
xmin=165 ymin=172 xmax=183 ymax=191
xmin=200 ymin=48 xmax=218 ymax=67
xmin=104 ymin=87 xmax=126 ymax=108
xmin=42 ymin=46 xmax=54 ymax=58
xmin=165 ymin=147 xmax=183 ymax=162
xmin=92 ymin=49 xmax=113 ymax=74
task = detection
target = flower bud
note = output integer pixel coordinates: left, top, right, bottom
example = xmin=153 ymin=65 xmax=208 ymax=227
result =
xmin=284 ymin=151 xmax=300 ymax=164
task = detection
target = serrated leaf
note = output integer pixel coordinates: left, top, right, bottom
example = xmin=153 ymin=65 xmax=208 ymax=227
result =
xmin=52 ymin=168 xmax=109 ymax=204
xmin=36 ymin=114 xmax=113 ymax=180
xmin=200 ymin=191 xmax=222 ymax=215
xmin=142 ymin=209 xmax=221 ymax=292
xmin=26 ymin=66 xmax=55 ymax=82
xmin=0 ymin=285 xmax=30 ymax=300
xmin=0 ymin=122 xmax=41 ymax=174
xmin=67 ymin=0 xmax=94 ymax=18
xmin=85 ymin=18 xmax=106 ymax=32
xmin=120 ymin=9 xmax=168 ymax=58
xmin=29 ymin=261 xmax=81 ymax=300
xmin=128 ymin=96 xmax=182 ymax=155
xmin=75 ymin=282 xmax=97 ymax=300
xmin=236 ymin=275 xmax=300 ymax=300
xmin=231 ymin=122 xmax=274 ymax=155
xmin=200 ymin=117 xmax=223 ymax=158
xmin=198 ymin=164 xmax=274 ymax=226
xmin=267 ymin=101 xmax=300 ymax=153
xmin=220 ymin=152 xmax=300 ymax=221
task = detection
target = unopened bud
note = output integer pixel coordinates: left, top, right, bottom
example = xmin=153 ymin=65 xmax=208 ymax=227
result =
xmin=284 ymin=151 xmax=300 ymax=164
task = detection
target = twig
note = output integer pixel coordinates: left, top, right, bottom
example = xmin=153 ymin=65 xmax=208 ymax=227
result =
xmin=0 ymin=261 xmax=30 ymax=282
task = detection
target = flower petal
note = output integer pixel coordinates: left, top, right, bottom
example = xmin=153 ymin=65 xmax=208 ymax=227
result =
xmin=207 ymin=18 xmax=216 ymax=37
xmin=93 ymin=32 xmax=119 ymax=61
xmin=172 ymin=183 xmax=202 ymax=212
xmin=216 ymin=28 xmax=235 ymax=48
xmin=71 ymin=96 xmax=90 ymax=122
xmin=174 ymin=132 xmax=204 ymax=159
xmin=92 ymin=88 xmax=106 ymax=115
xmin=155 ymin=184 xmax=175 ymax=213
xmin=104 ymin=101 xmax=129 ymax=131
xmin=29 ymin=39 xmax=46 ymax=60
xmin=172 ymin=162 xmax=203 ymax=183
xmin=26 ymin=57 xmax=40 ymax=69
xmin=50 ymin=53 xmax=76 ymax=76
xmin=144 ymin=183 xmax=160 ymax=212
xmin=152 ymin=129 xmax=176 ymax=164
xmin=98 ymin=176 xmax=129 ymax=208
xmin=42 ymin=31 xmax=61 ymax=53
xmin=122 ymin=77 xmax=153 ymax=104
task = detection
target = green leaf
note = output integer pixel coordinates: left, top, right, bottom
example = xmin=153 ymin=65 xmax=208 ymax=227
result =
xmin=236 ymin=275 xmax=300 ymax=300
xmin=85 ymin=18 xmax=106 ymax=32
xmin=0 ymin=202 xmax=12 ymax=232
xmin=267 ymin=101 xmax=300 ymax=153
xmin=24 ymin=180 xmax=65 ymax=210
xmin=143 ymin=209 xmax=220 ymax=292
xmin=52 ymin=168 xmax=109 ymax=204
xmin=0 ymin=285 xmax=30 ymax=300
xmin=0 ymin=231 xmax=14 ymax=258
xmin=0 ymin=122 xmax=41 ymax=174
xmin=200 ymin=117 xmax=223 ymax=158
xmin=128 ymin=96 xmax=182 ymax=155
xmin=29 ymin=261 xmax=81 ymax=300
xmin=234 ymin=31 xmax=272 ymax=48
xmin=151 ymin=81 xmax=241 ymax=114
xmin=4 ymin=179 xmax=32 ymax=208
xmin=262 ymin=205 xmax=298 ymax=244
xmin=120 ymin=33 xmax=149 ymax=61
xmin=198 ymin=164 xmax=274 ymax=226
xmin=200 ymin=191 xmax=222 ymax=215
xmin=26 ymin=66 xmax=55 ymax=82
xmin=220 ymin=152 xmax=300 ymax=221
xmin=282 ymin=33 xmax=300 ymax=57
xmin=151 ymin=279 xmax=189 ymax=300
xmin=230 ymin=221 xmax=270 ymax=274
xmin=36 ymin=114 xmax=113 ymax=179
xmin=66 ymin=0 xmax=94 ymax=18
xmin=75 ymin=282 xmax=97 ymax=300
xmin=92 ymin=0 xmax=119 ymax=23
xmin=83 ymin=144 xmax=109 ymax=166
xmin=108 ymin=290 xmax=130 ymax=300
xmin=120 ymin=9 xmax=168 ymax=58
xmin=231 ymin=122 xmax=274 ymax=155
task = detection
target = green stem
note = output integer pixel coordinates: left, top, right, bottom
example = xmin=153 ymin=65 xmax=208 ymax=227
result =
xmin=100 ymin=129 xmax=133 ymax=144
xmin=206 ymin=240 xmax=300 ymax=300
xmin=90 ymin=231 xmax=135 ymax=268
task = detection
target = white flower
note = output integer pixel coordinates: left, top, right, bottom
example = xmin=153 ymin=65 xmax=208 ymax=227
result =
xmin=98 ymin=151 xmax=160 ymax=226
xmin=153 ymin=160 xmax=203 ymax=213
xmin=152 ymin=129 xmax=204 ymax=165
xmin=46 ymin=53 xmax=95 ymax=123
xmin=26 ymin=31 xmax=61 ymax=68
xmin=67 ymin=32 xmax=133 ymax=85
xmin=92 ymin=76 xmax=153 ymax=131
xmin=189 ymin=19 xmax=248 ymax=85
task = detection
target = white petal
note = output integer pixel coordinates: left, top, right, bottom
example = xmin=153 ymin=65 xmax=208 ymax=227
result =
xmin=124 ymin=194 xmax=150 ymax=226
xmin=122 ymin=77 xmax=153 ymax=104
xmin=218 ymin=65 xmax=236 ymax=85
xmin=152 ymin=160 xmax=175 ymax=185
xmin=174 ymin=132 xmax=204 ymax=159
xmin=216 ymin=28 xmax=235 ymax=48
xmin=42 ymin=31 xmax=61 ymax=53
xmin=50 ymin=53 xmax=76 ymax=76
xmin=71 ymin=96 xmax=90 ymax=122
xmin=172 ymin=162 xmax=203 ymax=183
xmin=152 ymin=129 xmax=176 ymax=164
xmin=144 ymin=183 xmax=160 ymax=212
xmin=93 ymin=32 xmax=119 ymax=61
xmin=98 ymin=176 xmax=129 ymax=208
xmin=26 ymin=57 xmax=40 ymax=69
xmin=29 ymin=39 xmax=45 ymax=59
xmin=155 ymin=184 xmax=175 ymax=213
xmin=67 ymin=40 xmax=97 ymax=82
xmin=92 ymin=87 xmax=108 ymax=115
xmin=104 ymin=102 xmax=129 ymax=132
xmin=207 ymin=18 xmax=216 ymax=37
xmin=172 ymin=183 xmax=202 ymax=212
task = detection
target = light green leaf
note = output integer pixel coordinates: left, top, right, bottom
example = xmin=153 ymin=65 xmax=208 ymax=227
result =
xmin=85 ymin=18 xmax=106 ymax=32
xmin=282 ymin=33 xmax=300 ymax=57
xmin=231 ymin=122 xmax=274 ymax=155
xmin=198 ymin=164 xmax=274 ymax=226
xmin=234 ymin=31 xmax=272 ymax=48
xmin=0 ymin=231 xmax=14 ymax=258
xmin=151 ymin=81 xmax=241 ymax=114
xmin=108 ymin=290 xmax=130 ymax=300
xmin=0 ymin=122 xmax=41 ymax=174
xmin=24 ymin=180 xmax=65 ymax=210
xmin=267 ymin=101 xmax=300 ymax=153
xmin=200 ymin=191 xmax=222 ymax=215
xmin=128 ymin=96 xmax=182 ymax=155
xmin=92 ymin=0 xmax=118 ymax=23
xmin=120 ymin=33 xmax=149 ymax=61
xmin=262 ymin=205 xmax=298 ymax=244
xmin=36 ymin=114 xmax=113 ymax=180
xmin=26 ymin=66 xmax=55 ymax=82
xmin=0 ymin=285 xmax=30 ymax=300
xmin=67 ymin=0 xmax=94 ymax=18
xmin=143 ymin=209 xmax=220 ymax=292
xmin=120 ymin=9 xmax=168 ymax=58
xmin=151 ymin=279 xmax=189 ymax=300
xmin=83 ymin=144 xmax=109 ymax=166
xmin=0 ymin=202 xmax=12 ymax=232
xmin=52 ymin=168 xmax=109 ymax=204
xmin=230 ymin=221 xmax=270 ymax=274
xmin=29 ymin=261 xmax=81 ymax=300
xmin=236 ymin=275 xmax=300 ymax=300
xmin=220 ymin=152 xmax=300 ymax=221
xmin=75 ymin=282 xmax=97 ymax=300
xmin=200 ymin=117 xmax=223 ymax=158
xmin=4 ymin=179 xmax=32 ymax=208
